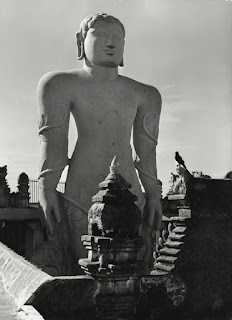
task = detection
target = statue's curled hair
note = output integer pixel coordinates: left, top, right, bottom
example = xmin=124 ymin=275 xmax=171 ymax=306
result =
xmin=78 ymin=13 xmax=125 ymax=41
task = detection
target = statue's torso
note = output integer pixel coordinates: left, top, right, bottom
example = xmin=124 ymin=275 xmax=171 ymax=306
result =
xmin=63 ymin=72 xmax=144 ymax=209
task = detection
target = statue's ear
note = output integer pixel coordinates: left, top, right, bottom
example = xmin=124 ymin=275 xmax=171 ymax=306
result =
xmin=119 ymin=40 xmax=125 ymax=67
xmin=76 ymin=32 xmax=85 ymax=60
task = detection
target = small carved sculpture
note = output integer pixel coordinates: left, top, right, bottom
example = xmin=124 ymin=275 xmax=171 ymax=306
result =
xmin=0 ymin=165 xmax=10 ymax=208
xmin=88 ymin=156 xmax=142 ymax=238
xmin=168 ymin=173 xmax=178 ymax=195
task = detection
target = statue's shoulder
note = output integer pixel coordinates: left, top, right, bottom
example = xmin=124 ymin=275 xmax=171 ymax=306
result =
xmin=136 ymin=81 xmax=161 ymax=100
xmin=38 ymin=70 xmax=83 ymax=94
xmin=120 ymin=77 xmax=161 ymax=113
xmin=119 ymin=76 xmax=161 ymax=99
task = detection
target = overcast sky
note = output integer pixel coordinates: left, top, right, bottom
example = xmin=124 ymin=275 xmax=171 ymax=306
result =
xmin=0 ymin=0 xmax=231 ymax=193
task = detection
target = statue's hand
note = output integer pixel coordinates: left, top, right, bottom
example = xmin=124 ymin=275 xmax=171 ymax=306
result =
xmin=39 ymin=188 xmax=61 ymax=235
xmin=141 ymin=195 xmax=163 ymax=271
xmin=145 ymin=195 xmax=162 ymax=230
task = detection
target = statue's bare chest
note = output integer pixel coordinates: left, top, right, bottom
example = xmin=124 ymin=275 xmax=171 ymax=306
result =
xmin=72 ymin=81 xmax=138 ymax=124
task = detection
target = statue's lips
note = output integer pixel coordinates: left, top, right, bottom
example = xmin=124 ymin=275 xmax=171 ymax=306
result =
xmin=104 ymin=50 xmax=116 ymax=55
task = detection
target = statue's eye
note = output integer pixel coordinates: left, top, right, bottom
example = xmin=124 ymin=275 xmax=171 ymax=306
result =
xmin=114 ymin=34 xmax=121 ymax=40
xmin=96 ymin=33 xmax=105 ymax=37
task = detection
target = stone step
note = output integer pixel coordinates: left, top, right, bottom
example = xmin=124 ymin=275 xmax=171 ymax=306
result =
xmin=169 ymin=216 xmax=189 ymax=225
xmin=164 ymin=240 xmax=184 ymax=249
xmin=159 ymin=247 xmax=180 ymax=256
xmin=154 ymin=262 xmax=175 ymax=272
xmin=172 ymin=226 xmax=187 ymax=234
xmin=178 ymin=208 xmax=191 ymax=218
xmin=157 ymin=255 xmax=177 ymax=264
xmin=150 ymin=269 xmax=169 ymax=276
xmin=169 ymin=233 xmax=185 ymax=241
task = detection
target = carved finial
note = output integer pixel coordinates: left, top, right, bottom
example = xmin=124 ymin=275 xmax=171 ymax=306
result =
xmin=110 ymin=156 xmax=119 ymax=174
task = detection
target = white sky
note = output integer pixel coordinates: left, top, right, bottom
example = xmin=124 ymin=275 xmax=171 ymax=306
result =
xmin=0 ymin=0 xmax=231 ymax=193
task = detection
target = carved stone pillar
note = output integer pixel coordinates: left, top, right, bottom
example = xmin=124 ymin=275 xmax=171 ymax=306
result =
xmin=79 ymin=157 xmax=144 ymax=320
xmin=17 ymin=173 xmax=30 ymax=208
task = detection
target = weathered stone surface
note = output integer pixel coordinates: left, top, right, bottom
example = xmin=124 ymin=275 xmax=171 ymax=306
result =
xmin=154 ymin=262 xmax=175 ymax=272
xmin=141 ymin=273 xmax=187 ymax=308
xmin=159 ymin=247 xmax=180 ymax=256
xmin=18 ymin=306 xmax=45 ymax=320
xmin=0 ymin=241 xmax=52 ymax=307
xmin=0 ymin=276 xmax=45 ymax=320
xmin=169 ymin=216 xmax=190 ymax=224
xmin=88 ymin=202 xmax=142 ymax=238
xmin=172 ymin=226 xmax=187 ymax=234
xmin=170 ymin=177 xmax=232 ymax=315
xmin=79 ymin=162 xmax=144 ymax=319
xmin=88 ymin=158 xmax=142 ymax=239
xmin=169 ymin=233 xmax=185 ymax=241
xmin=150 ymin=269 xmax=169 ymax=276
xmin=0 ymin=277 xmax=19 ymax=320
xmin=157 ymin=255 xmax=177 ymax=264
xmin=27 ymin=276 xmax=97 ymax=317
xmin=164 ymin=240 xmax=184 ymax=248
xmin=178 ymin=208 xmax=191 ymax=218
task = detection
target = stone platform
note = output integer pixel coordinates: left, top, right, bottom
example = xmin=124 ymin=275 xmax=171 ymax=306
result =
xmin=0 ymin=278 xmax=44 ymax=320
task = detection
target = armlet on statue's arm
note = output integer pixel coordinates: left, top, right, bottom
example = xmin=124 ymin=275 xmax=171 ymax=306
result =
xmin=38 ymin=159 xmax=69 ymax=190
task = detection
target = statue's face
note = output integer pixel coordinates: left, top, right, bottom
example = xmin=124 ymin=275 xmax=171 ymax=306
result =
xmin=84 ymin=20 xmax=124 ymax=67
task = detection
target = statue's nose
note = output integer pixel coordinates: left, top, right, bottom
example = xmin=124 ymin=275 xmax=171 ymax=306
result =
xmin=106 ymin=44 xmax=115 ymax=49
xmin=105 ymin=35 xmax=115 ymax=48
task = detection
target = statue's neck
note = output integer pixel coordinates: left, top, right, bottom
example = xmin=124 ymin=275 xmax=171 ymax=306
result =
xmin=83 ymin=61 xmax=119 ymax=81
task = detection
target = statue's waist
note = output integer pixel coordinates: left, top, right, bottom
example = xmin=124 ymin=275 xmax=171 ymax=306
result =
xmin=71 ymin=146 xmax=133 ymax=165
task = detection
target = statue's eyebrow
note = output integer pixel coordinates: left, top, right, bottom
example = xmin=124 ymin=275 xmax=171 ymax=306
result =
xmin=91 ymin=28 xmax=106 ymax=33
xmin=112 ymin=29 xmax=123 ymax=37
xmin=91 ymin=27 xmax=123 ymax=37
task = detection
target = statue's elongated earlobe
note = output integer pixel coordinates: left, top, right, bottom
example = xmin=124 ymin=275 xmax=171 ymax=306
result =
xmin=120 ymin=58 xmax=124 ymax=67
xmin=76 ymin=32 xmax=85 ymax=60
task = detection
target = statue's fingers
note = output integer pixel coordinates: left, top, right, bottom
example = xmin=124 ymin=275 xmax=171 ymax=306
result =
xmin=45 ymin=208 xmax=54 ymax=236
xmin=53 ymin=203 xmax=61 ymax=224
xmin=156 ymin=208 xmax=162 ymax=231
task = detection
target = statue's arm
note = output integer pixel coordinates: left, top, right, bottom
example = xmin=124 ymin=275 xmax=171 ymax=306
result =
xmin=37 ymin=73 xmax=70 ymax=234
xmin=133 ymin=85 xmax=162 ymax=230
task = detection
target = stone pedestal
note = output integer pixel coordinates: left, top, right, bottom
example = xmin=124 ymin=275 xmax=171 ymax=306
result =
xmin=80 ymin=236 xmax=143 ymax=320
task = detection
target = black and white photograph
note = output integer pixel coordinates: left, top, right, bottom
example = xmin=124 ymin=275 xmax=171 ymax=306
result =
xmin=0 ymin=0 xmax=231 ymax=319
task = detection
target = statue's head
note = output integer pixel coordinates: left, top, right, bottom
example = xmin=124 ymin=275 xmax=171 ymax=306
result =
xmin=76 ymin=13 xmax=125 ymax=67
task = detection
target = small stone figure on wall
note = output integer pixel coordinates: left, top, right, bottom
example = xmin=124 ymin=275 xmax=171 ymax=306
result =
xmin=167 ymin=165 xmax=187 ymax=196
xmin=0 ymin=165 xmax=10 ymax=208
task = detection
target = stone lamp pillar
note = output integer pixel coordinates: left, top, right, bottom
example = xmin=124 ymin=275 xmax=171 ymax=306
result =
xmin=17 ymin=173 xmax=30 ymax=208
xmin=79 ymin=157 xmax=144 ymax=320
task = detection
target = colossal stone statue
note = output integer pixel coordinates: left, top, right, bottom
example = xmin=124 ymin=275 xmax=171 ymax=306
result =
xmin=37 ymin=13 xmax=162 ymax=274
